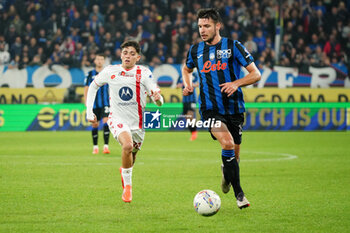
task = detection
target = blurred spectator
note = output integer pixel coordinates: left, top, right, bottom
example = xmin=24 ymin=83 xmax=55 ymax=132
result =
xmin=5 ymin=24 xmax=17 ymax=47
xmin=114 ymin=31 xmax=124 ymax=52
xmin=45 ymin=13 xmax=59 ymax=38
xmin=244 ymin=34 xmax=258 ymax=56
xmin=85 ymin=34 xmax=98 ymax=55
xmin=11 ymin=14 xmax=24 ymax=35
xmin=89 ymin=5 xmax=104 ymax=24
xmin=0 ymin=43 xmax=10 ymax=65
xmin=36 ymin=47 xmax=46 ymax=64
xmin=308 ymin=33 xmax=322 ymax=52
xmin=0 ymin=35 xmax=9 ymax=52
xmin=0 ymin=0 xmax=347 ymax=71
xmin=323 ymin=34 xmax=341 ymax=57
xmin=70 ymin=11 xmax=84 ymax=32
xmin=37 ymin=29 xmax=48 ymax=48
xmin=331 ymin=54 xmax=348 ymax=75
xmin=101 ymin=32 xmax=115 ymax=54
xmin=105 ymin=14 xmax=117 ymax=37
xmin=19 ymin=54 xmax=29 ymax=69
xmin=28 ymin=37 xmax=38 ymax=60
xmin=70 ymin=29 xmax=81 ymax=44
xmin=8 ymin=55 xmax=20 ymax=69
xmin=52 ymin=28 xmax=64 ymax=44
xmin=61 ymin=37 xmax=75 ymax=55
xmin=60 ymin=51 xmax=74 ymax=69
xmin=29 ymin=54 xmax=42 ymax=66
xmin=253 ymin=29 xmax=266 ymax=54
xmin=72 ymin=42 xmax=84 ymax=68
xmin=310 ymin=45 xmax=324 ymax=66
xmin=10 ymin=36 xmax=22 ymax=58
xmin=90 ymin=14 xmax=103 ymax=35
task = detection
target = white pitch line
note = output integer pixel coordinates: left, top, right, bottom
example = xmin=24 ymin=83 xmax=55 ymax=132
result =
xmin=0 ymin=150 xmax=298 ymax=166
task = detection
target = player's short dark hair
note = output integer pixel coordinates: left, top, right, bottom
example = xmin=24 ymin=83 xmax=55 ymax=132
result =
xmin=121 ymin=40 xmax=141 ymax=54
xmin=95 ymin=53 xmax=105 ymax=58
xmin=197 ymin=8 xmax=222 ymax=23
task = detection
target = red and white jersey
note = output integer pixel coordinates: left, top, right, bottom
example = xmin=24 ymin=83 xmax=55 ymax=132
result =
xmin=93 ymin=64 xmax=160 ymax=130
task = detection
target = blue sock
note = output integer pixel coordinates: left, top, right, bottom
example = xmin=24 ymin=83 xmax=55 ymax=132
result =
xmin=222 ymin=149 xmax=235 ymax=158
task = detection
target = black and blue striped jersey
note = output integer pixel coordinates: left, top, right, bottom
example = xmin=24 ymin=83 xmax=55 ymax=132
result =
xmin=177 ymin=73 xmax=199 ymax=103
xmin=185 ymin=37 xmax=254 ymax=115
xmin=84 ymin=69 xmax=110 ymax=109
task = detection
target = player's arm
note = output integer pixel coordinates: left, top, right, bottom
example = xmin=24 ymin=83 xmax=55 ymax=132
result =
xmin=182 ymin=46 xmax=195 ymax=96
xmin=220 ymin=63 xmax=261 ymax=97
xmin=144 ymin=69 xmax=164 ymax=106
xmin=182 ymin=64 xmax=194 ymax=96
xmin=84 ymin=86 xmax=89 ymax=107
xmin=83 ymin=73 xmax=90 ymax=107
xmin=86 ymin=81 xmax=100 ymax=123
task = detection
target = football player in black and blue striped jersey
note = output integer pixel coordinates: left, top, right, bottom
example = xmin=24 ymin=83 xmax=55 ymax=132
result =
xmin=182 ymin=8 xmax=261 ymax=209
xmin=84 ymin=54 xmax=110 ymax=154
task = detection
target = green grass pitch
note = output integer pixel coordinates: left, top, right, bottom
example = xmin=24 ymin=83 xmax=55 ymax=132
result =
xmin=0 ymin=131 xmax=349 ymax=232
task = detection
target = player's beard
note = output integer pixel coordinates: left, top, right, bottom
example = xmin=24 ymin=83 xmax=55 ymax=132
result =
xmin=206 ymin=32 xmax=216 ymax=44
xmin=203 ymin=25 xmax=217 ymax=44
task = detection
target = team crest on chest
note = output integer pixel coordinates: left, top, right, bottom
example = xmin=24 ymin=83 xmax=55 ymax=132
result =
xmin=209 ymin=53 xmax=215 ymax=60
xmin=217 ymin=49 xmax=232 ymax=59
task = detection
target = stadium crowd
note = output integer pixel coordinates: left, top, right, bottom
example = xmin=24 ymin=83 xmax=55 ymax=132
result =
xmin=0 ymin=0 xmax=349 ymax=75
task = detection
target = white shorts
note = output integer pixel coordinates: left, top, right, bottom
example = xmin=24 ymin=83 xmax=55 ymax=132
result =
xmin=107 ymin=117 xmax=145 ymax=152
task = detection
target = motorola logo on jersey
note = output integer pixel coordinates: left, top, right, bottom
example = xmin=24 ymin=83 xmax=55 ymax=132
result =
xmin=119 ymin=87 xmax=133 ymax=101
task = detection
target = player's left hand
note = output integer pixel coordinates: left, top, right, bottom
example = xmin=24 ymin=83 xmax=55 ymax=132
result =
xmin=151 ymin=90 xmax=161 ymax=101
xmin=219 ymin=82 xmax=239 ymax=97
xmin=87 ymin=114 xmax=97 ymax=123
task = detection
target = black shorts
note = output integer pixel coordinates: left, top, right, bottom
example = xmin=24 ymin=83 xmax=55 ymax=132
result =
xmin=202 ymin=110 xmax=244 ymax=145
xmin=93 ymin=106 xmax=109 ymax=121
xmin=183 ymin=102 xmax=196 ymax=114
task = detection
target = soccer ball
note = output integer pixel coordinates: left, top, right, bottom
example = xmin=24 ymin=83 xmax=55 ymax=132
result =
xmin=193 ymin=190 xmax=221 ymax=216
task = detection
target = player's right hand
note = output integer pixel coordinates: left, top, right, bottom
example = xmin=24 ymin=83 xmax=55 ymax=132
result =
xmin=183 ymin=86 xmax=194 ymax=96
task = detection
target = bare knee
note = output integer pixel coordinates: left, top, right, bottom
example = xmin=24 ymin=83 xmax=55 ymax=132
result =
xmin=221 ymin=139 xmax=234 ymax=150
xmin=122 ymin=142 xmax=133 ymax=153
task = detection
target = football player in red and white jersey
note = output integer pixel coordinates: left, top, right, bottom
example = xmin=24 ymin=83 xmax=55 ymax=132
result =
xmin=86 ymin=41 xmax=163 ymax=202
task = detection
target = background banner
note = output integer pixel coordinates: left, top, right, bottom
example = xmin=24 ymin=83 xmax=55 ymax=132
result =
xmin=0 ymin=64 xmax=349 ymax=88
xmin=1 ymin=103 xmax=348 ymax=132
xmin=2 ymin=87 xmax=349 ymax=104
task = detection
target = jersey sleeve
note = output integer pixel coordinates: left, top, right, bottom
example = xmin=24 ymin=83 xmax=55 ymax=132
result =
xmin=185 ymin=45 xmax=195 ymax=69
xmin=142 ymin=68 xmax=160 ymax=94
xmin=93 ymin=66 xmax=110 ymax=86
xmin=233 ymin=41 xmax=254 ymax=67
xmin=84 ymin=72 xmax=90 ymax=86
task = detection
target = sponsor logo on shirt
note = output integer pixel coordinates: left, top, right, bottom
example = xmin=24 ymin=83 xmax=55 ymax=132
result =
xmin=200 ymin=60 xmax=227 ymax=73
xmin=216 ymin=49 xmax=232 ymax=59
xmin=119 ymin=71 xmax=134 ymax=77
xmin=119 ymin=86 xmax=133 ymax=101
